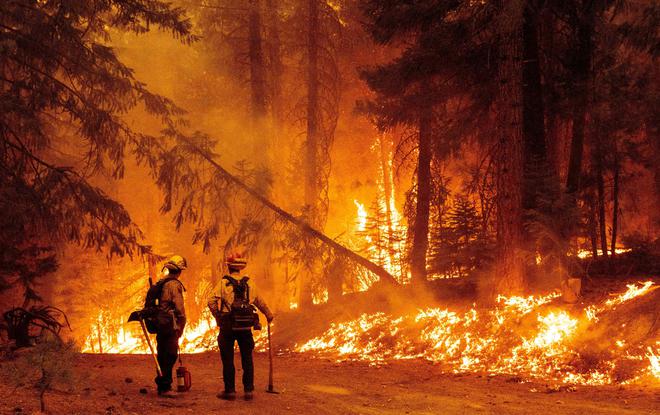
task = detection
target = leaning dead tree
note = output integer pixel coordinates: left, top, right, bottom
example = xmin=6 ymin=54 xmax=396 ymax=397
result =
xmin=171 ymin=135 xmax=399 ymax=286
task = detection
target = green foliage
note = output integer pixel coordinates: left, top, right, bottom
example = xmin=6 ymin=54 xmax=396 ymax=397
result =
xmin=429 ymin=196 xmax=494 ymax=278
xmin=5 ymin=336 xmax=80 ymax=412
xmin=0 ymin=0 xmax=198 ymax=271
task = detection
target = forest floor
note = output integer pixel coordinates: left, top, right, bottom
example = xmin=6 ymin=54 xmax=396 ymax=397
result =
xmin=2 ymin=351 xmax=658 ymax=415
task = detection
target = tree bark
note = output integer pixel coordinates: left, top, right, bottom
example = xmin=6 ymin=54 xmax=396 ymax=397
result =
xmin=565 ymin=3 xmax=594 ymax=196
xmin=594 ymin=132 xmax=608 ymax=258
xmin=410 ymin=107 xmax=433 ymax=285
xmin=304 ymin=0 xmax=320 ymax=225
xmin=611 ymin=149 xmax=619 ymax=257
xmin=97 ymin=322 xmax=103 ymax=354
xmin=494 ymin=2 xmax=525 ymax=295
xmin=649 ymin=120 xmax=660 ymax=228
xmin=248 ymin=0 xmax=267 ymax=120
xmin=521 ymin=0 xmax=547 ymax=213
xmin=379 ymin=134 xmax=394 ymax=238
xmin=588 ymin=196 xmax=599 ymax=258
xmin=265 ymin=0 xmax=283 ymax=128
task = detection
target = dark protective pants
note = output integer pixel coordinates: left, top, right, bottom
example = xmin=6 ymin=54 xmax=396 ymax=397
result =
xmin=218 ymin=328 xmax=255 ymax=392
xmin=155 ymin=332 xmax=179 ymax=392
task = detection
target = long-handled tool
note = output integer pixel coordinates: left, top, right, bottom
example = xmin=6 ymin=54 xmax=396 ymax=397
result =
xmin=129 ymin=311 xmax=162 ymax=378
xmin=139 ymin=318 xmax=162 ymax=378
xmin=266 ymin=321 xmax=278 ymax=394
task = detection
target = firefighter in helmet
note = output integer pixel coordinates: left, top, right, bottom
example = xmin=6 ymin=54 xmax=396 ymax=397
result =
xmin=208 ymin=254 xmax=273 ymax=401
xmin=155 ymin=255 xmax=187 ymax=397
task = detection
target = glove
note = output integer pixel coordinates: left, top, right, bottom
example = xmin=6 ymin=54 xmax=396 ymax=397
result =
xmin=266 ymin=313 xmax=274 ymax=324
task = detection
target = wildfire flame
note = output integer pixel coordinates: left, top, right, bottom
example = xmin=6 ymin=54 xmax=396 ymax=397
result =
xmin=82 ymin=308 xmax=268 ymax=354
xmin=296 ymin=281 xmax=659 ymax=385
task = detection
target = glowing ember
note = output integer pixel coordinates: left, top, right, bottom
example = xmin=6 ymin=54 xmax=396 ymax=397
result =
xmin=296 ymin=281 xmax=659 ymax=385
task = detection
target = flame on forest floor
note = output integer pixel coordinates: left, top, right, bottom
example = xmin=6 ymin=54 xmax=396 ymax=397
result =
xmin=296 ymin=281 xmax=659 ymax=385
xmin=81 ymin=308 xmax=268 ymax=354
xmin=576 ymin=248 xmax=632 ymax=259
xmin=81 ymin=280 xmax=658 ymax=386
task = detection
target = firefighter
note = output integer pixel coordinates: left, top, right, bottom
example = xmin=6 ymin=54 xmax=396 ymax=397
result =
xmin=154 ymin=255 xmax=187 ymax=398
xmin=208 ymin=254 xmax=274 ymax=401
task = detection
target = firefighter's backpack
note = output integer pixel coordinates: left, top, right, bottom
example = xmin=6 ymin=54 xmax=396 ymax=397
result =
xmin=222 ymin=275 xmax=260 ymax=331
xmin=143 ymin=277 xmax=183 ymax=335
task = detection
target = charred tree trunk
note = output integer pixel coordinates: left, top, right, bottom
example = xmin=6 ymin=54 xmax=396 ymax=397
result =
xmin=594 ymin=133 xmax=608 ymax=259
xmin=565 ymin=3 xmax=594 ymax=197
xmin=611 ymin=149 xmax=619 ymax=257
xmin=248 ymin=0 xmax=267 ymax=120
xmin=410 ymin=108 xmax=433 ymax=285
xmin=494 ymin=3 xmax=525 ymax=295
xmin=649 ymin=120 xmax=660 ymax=228
xmin=379 ymin=134 xmax=394 ymax=239
xmin=96 ymin=322 xmax=103 ymax=354
xmin=541 ymin=8 xmax=561 ymax=179
xmin=265 ymin=0 xmax=283 ymax=128
xmin=588 ymin=196 xmax=599 ymax=258
xmin=304 ymin=0 xmax=320 ymax=223
xmin=521 ymin=0 xmax=547 ymax=212
xmin=299 ymin=0 xmax=321 ymax=309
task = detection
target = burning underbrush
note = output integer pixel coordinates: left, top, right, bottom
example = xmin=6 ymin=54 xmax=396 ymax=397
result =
xmin=295 ymin=281 xmax=659 ymax=386
xmin=80 ymin=278 xmax=659 ymax=387
xmin=82 ymin=309 xmax=269 ymax=354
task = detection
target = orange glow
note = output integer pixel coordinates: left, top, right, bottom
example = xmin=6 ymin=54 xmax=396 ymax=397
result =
xmin=296 ymin=281 xmax=659 ymax=385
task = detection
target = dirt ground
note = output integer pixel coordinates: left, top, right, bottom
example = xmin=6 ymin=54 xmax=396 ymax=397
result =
xmin=2 ymin=352 xmax=658 ymax=415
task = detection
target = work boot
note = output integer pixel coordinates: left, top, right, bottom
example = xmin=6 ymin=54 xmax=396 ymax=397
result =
xmin=158 ymin=390 xmax=177 ymax=399
xmin=244 ymin=391 xmax=254 ymax=401
xmin=217 ymin=391 xmax=236 ymax=401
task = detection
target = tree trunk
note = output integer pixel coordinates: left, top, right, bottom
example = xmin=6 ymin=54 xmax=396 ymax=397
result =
xmin=494 ymin=2 xmax=525 ymax=295
xmin=40 ymin=387 xmax=46 ymax=412
xmin=541 ymin=8 xmax=561 ymax=179
xmin=588 ymin=196 xmax=599 ymax=258
xmin=248 ymin=0 xmax=267 ymax=120
xmin=649 ymin=120 xmax=660 ymax=229
xmin=594 ymin=133 xmax=608 ymax=259
xmin=298 ymin=0 xmax=322 ymax=308
xmin=305 ymin=0 xmax=320 ymax=224
xmin=410 ymin=108 xmax=433 ymax=285
xmin=97 ymin=322 xmax=103 ymax=353
xmin=521 ymin=0 xmax=547 ymax=212
xmin=611 ymin=149 xmax=619 ymax=257
xmin=265 ymin=0 xmax=283 ymax=128
xmin=565 ymin=6 xmax=594 ymax=196
xmin=378 ymin=134 xmax=394 ymax=240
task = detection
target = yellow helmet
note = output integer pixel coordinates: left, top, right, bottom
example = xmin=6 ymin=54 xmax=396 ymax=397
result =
xmin=164 ymin=255 xmax=187 ymax=272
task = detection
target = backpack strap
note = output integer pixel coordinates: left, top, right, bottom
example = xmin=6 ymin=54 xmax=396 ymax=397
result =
xmin=240 ymin=277 xmax=250 ymax=302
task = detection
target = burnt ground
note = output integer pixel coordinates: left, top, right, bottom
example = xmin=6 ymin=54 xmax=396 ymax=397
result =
xmin=2 ymin=352 xmax=658 ymax=415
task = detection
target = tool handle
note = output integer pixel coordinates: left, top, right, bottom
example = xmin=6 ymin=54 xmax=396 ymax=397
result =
xmin=267 ymin=322 xmax=273 ymax=389
xmin=140 ymin=319 xmax=162 ymax=378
